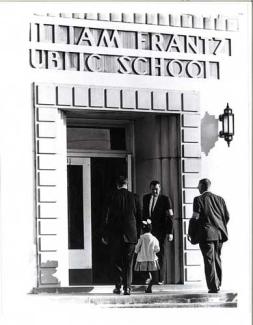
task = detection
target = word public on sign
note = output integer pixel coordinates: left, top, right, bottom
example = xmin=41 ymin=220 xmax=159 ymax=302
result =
xmin=29 ymin=23 xmax=232 ymax=79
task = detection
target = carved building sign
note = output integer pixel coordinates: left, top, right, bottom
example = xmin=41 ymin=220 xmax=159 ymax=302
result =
xmin=29 ymin=23 xmax=232 ymax=79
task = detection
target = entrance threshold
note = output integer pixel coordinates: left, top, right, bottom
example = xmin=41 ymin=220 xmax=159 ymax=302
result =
xmin=31 ymin=285 xmax=237 ymax=308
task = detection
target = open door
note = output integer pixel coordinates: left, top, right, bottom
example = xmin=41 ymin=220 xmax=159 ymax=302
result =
xmin=67 ymin=155 xmax=130 ymax=285
xmin=67 ymin=157 xmax=92 ymax=285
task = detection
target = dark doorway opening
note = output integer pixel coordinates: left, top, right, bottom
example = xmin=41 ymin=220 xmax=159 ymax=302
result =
xmin=91 ymin=157 xmax=127 ymax=284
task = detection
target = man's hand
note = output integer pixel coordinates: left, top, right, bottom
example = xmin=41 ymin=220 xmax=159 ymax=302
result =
xmin=167 ymin=234 xmax=173 ymax=242
xmin=101 ymin=237 xmax=108 ymax=245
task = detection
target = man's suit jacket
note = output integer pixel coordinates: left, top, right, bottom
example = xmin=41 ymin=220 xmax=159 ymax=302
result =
xmin=105 ymin=188 xmax=141 ymax=244
xmin=143 ymin=194 xmax=173 ymax=242
xmin=193 ymin=191 xmax=229 ymax=242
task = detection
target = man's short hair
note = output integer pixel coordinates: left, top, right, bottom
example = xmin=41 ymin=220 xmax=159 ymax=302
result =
xmin=150 ymin=180 xmax=160 ymax=188
xmin=199 ymin=178 xmax=211 ymax=191
xmin=116 ymin=176 xmax=128 ymax=187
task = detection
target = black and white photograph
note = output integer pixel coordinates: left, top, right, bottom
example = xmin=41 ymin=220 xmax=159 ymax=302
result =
xmin=0 ymin=1 xmax=251 ymax=325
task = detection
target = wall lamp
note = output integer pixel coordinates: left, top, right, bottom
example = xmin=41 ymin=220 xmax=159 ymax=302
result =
xmin=219 ymin=103 xmax=234 ymax=147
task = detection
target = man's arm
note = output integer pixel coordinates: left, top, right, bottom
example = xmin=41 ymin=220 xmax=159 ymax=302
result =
xmin=134 ymin=193 xmax=142 ymax=238
xmin=222 ymin=198 xmax=230 ymax=224
xmin=165 ymin=195 xmax=174 ymax=241
xmin=187 ymin=197 xmax=200 ymax=242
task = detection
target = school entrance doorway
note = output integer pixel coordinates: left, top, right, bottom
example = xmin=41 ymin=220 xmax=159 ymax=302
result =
xmin=67 ymin=155 xmax=130 ymax=285
xmin=66 ymin=113 xmax=182 ymax=286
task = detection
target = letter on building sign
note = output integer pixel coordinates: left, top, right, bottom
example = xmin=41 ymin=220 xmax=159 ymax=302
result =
xmin=117 ymin=56 xmax=132 ymax=74
xmin=77 ymin=27 xmax=96 ymax=46
xmin=30 ymin=49 xmax=46 ymax=68
xmin=132 ymin=57 xmax=148 ymax=75
xmin=137 ymin=32 xmax=149 ymax=50
xmin=151 ymin=58 xmax=165 ymax=76
xmin=86 ymin=54 xmax=102 ymax=72
xmin=185 ymin=36 xmax=199 ymax=54
xmin=186 ymin=60 xmax=203 ymax=78
xmin=47 ymin=51 xmax=61 ymax=69
xmin=167 ymin=59 xmax=183 ymax=77
xmin=151 ymin=34 xmax=165 ymax=51
xmin=97 ymin=30 xmax=122 ymax=48
xmin=212 ymin=38 xmax=224 ymax=55
xmin=166 ymin=35 xmax=183 ymax=53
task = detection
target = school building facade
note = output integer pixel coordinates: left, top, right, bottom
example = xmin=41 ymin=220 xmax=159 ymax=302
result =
xmin=0 ymin=4 xmax=251 ymax=312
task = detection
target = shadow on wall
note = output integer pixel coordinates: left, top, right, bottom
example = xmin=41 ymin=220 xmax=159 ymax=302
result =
xmin=201 ymin=112 xmax=219 ymax=156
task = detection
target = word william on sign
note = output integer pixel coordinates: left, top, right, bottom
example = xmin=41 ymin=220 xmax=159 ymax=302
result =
xmin=29 ymin=23 xmax=231 ymax=78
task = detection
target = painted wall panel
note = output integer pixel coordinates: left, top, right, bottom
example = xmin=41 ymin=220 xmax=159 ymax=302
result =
xmin=38 ymin=155 xmax=57 ymax=170
xmin=183 ymin=91 xmax=200 ymax=112
xmin=40 ymin=269 xmax=59 ymax=284
xmin=183 ymin=174 xmax=199 ymax=188
xmin=39 ymin=252 xmax=58 ymax=267
xmin=36 ymin=84 xmax=56 ymax=105
xmin=183 ymin=143 xmax=201 ymax=157
xmin=39 ymin=219 xmax=58 ymax=235
xmin=39 ymin=203 xmax=57 ymax=219
xmin=39 ymin=188 xmax=57 ymax=202
xmin=183 ymin=158 xmax=201 ymax=173
xmin=38 ymin=123 xmax=56 ymax=138
xmin=137 ymin=90 xmax=152 ymax=110
xmin=122 ymin=89 xmax=136 ymax=109
xmin=38 ymin=139 xmax=56 ymax=154
xmin=168 ymin=91 xmax=182 ymax=111
xmin=181 ymin=14 xmax=193 ymax=28
xmin=73 ymin=86 xmax=89 ymax=106
xmin=184 ymin=204 xmax=193 ymax=219
xmin=183 ymin=114 xmax=200 ymax=128
xmin=185 ymin=266 xmax=202 ymax=281
xmin=37 ymin=107 xmax=57 ymax=122
xmin=184 ymin=189 xmax=199 ymax=204
xmin=90 ymin=87 xmax=104 ymax=107
xmin=38 ymin=171 xmax=57 ymax=186
xmin=57 ymin=85 xmax=73 ymax=106
xmin=152 ymin=90 xmax=167 ymax=110
xmin=105 ymin=88 xmax=121 ymax=108
xmin=39 ymin=236 xmax=57 ymax=251
xmin=183 ymin=128 xmax=200 ymax=143
xmin=185 ymin=251 xmax=202 ymax=266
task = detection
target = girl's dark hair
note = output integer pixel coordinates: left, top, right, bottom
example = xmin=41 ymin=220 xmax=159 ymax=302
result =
xmin=142 ymin=221 xmax=152 ymax=233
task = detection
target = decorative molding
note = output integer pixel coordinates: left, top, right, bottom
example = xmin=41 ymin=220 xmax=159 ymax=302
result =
xmin=34 ymin=82 xmax=202 ymax=285
xmin=34 ymin=13 xmax=239 ymax=32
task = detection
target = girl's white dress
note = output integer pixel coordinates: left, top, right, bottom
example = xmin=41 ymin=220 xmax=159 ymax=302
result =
xmin=134 ymin=232 xmax=160 ymax=271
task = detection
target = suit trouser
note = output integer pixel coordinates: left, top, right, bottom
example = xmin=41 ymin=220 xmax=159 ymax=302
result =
xmin=157 ymin=238 xmax=165 ymax=282
xmin=109 ymin=237 xmax=135 ymax=290
xmin=199 ymin=241 xmax=223 ymax=291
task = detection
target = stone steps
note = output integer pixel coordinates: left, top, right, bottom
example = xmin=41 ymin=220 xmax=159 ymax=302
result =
xmin=32 ymin=285 xmax=237 ymax=308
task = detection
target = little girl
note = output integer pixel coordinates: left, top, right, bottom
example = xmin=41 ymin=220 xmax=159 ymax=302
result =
xmin=134 ymin=219 xmax=160 ymax=293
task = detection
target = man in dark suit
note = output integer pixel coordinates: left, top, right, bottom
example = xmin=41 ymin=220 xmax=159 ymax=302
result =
xmin=142 ymin=180 xmax=174 ymax=283
xmin=102 ymin=176 xmax=141 ymax=295
xmin=189 ymin=178 xmax=229 ymax=293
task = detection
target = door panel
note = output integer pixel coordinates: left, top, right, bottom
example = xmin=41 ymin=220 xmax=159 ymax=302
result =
xmin=91 ymin=157 xmax=127 ymax=284
xmin=67 ymin=157 xmax=92 ymax=284
xmin=67 ymin=155 xmax=129 ymax=285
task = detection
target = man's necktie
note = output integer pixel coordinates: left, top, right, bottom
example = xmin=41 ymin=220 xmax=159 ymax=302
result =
xmin=151 ymin=196 xmax=155 ymax=212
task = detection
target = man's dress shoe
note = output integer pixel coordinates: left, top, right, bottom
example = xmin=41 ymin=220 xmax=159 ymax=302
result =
xmin=208 ymin=288 xmax=220 ymax=293
xmin=145 ymin=287 xmax=152 ymax=293
xmin=123 ymin=288 xmax=131 ymax=295
xmin=113 ymin=288 xmax=121 ymax=294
